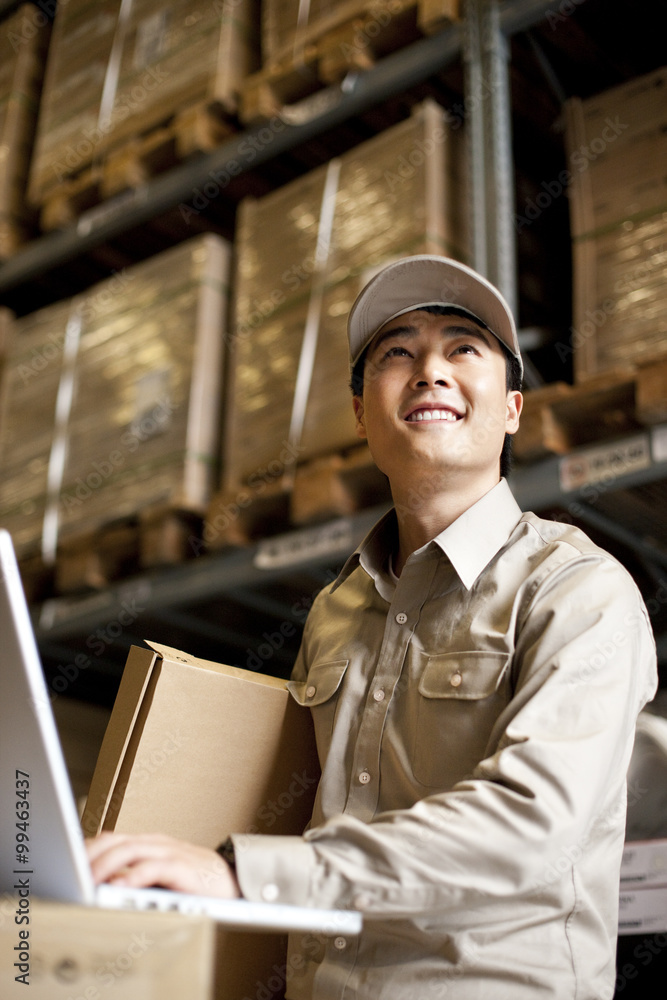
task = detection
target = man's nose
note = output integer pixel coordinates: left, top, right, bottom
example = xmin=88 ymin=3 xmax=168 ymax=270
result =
xmin=411 ymin=353 xmax=450 ymax=388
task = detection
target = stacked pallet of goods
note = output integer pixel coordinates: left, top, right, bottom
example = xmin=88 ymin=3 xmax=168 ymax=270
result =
xmin=564 ymin=66 xmax=667 ymax=383
xmin=207 ymin=98 xmax=467 ymax=544
xmin=0 ymin=234 xmax=230 ymax=590
xmin=513 ymin=68 xmax=667 ymax=465
xmin=242 ymin=0 xmax=460 ymax=122
xmin=27 ymin=0 xmax=260 ymax=229
xmin=0 ymin=4 xmax=50 ymax=258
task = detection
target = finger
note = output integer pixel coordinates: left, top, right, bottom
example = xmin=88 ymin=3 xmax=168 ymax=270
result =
xmin=86 ymin=834 xmax=175 ymax=885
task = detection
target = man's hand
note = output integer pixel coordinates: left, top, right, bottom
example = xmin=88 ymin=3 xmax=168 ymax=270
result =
xmin=85 ymin=832 xmax=241 ymax=898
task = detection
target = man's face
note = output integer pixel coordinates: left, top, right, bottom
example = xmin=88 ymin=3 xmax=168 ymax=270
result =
xmin=352 ymin=310 xmax=522 ymax=492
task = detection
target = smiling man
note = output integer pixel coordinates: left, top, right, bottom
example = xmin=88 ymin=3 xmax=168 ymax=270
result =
xmin=88 ymin=255 xmax=657 ymax=1000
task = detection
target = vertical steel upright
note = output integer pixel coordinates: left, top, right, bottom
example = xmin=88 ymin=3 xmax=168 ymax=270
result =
xmin=463 ymin=0 xmax=517 ymax=320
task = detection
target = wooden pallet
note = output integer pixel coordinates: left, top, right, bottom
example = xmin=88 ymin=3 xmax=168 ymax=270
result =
xmin=514 ymin=360 xmax=667 ymax=464
xmin=205 ymin=444 xmax=391 ymax=549
xmin=204 ymin=480 xmax=293 ymax=551
xmin=16 ymin=550 xmax=54 ymax=606
xmin=37 ymin=101 xmax=237 ymax=232
xmin=241 ymin=0 xmax=460 ymax=124
xmin=0 ymin=216 xmax=32 ymax=261
xmin=290 ymin=444 xmax=390 ymax=525
xmin=54 ymin=506 xmax=203 ymax=595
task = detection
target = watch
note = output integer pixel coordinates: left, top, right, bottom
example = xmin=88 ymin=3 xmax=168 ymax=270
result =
xmin=214 ymin=836 xmax=236 ymax=872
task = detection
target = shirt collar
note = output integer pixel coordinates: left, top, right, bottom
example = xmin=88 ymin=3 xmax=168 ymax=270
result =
xmin=331 ymin=479 xmax=523 ymax=593
xmin=432 ymin=479 xmax=523 ymax=589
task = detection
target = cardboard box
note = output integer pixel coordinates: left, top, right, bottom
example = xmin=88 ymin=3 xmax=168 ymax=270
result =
xmin=0 ymin=900 xmax=215 ymax=999
xmin=0 ymin=4 xmax=49 ymax=258
xmin=27 ymin=0 xmax=260 ymax=205
xmin=82 ymin=640 xmax=318 ymax=1000
xmin=621 ymin=839 xmax=667 ymax=889
xmin=618 ymin=886 xmax=667 ymax=935
xmin=0 ymin=233 xmax=230 ymax=560
xmin=563 ymin=68 xmax=667 ymax=381
xmin=82 ymin=641 xmax=320 ymax=847
xmin=225 ymin=98 xmax=467 ymax=489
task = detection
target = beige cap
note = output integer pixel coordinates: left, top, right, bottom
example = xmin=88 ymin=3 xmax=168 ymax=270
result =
xmin=348 ymin=255 xmax=522 ymax=375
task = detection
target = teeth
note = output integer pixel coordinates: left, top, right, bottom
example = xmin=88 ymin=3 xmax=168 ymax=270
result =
xmin=407 ymin=409 xmax=459 ymax=422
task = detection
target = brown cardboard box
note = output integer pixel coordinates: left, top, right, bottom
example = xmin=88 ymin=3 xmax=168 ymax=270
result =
xmin=0 ymin=233 xmax=230 ymax=561
xmin=563 ymin=67 xmax=667 ymax=381
xmin=0 ymin=4 xmax=49 ymax=258
xmin=82 ymin=641 xmax=320 ymax=847
xmin=27 ymin=0 xmax=260 ymax=205
xmin=225 ymin=98 xmax=467 ymax=490
xmin=0 ymin=900 xmax=215 ymax=999
xmin=82 ymin=640 xmax=319 ymax=1000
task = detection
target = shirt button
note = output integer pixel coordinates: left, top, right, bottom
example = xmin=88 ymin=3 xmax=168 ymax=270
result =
xmin=450 ymin=672 xmax=462 ymax=688
xmin=395 ymin=612 xmax=408 ymax=624
xmin=359 ymin=770 xmax=371 ymax=784
xmin=305 ymin=685 xmax=316 ymax=699
xmin=261 ymin=883 xmax=280 ymax=902
xmin=333 ymin=936 xmax=347 ymax=950
xmin=373 ymin=689 xmax=385 ymax=702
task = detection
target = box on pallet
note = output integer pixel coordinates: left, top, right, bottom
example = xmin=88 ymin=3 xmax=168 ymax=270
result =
xmin=0 ymin=234 xmax=229 ymax=562
xmin=0 ymin=4 xmax=50 ymax=258
xmin=260 ymin=0 xmax=461 ymax=67
xmin=564 ymin=67 xmax=667 ymax=382
xmin=27 ymin=0 xmax=260 ymax=208
xmin=224 ymin=98 xmax=467 ymax=492
xmin=81 ymin=639 xmax=320 ymax=999
xmin=0 ymin=901 xmax=215 ymax=999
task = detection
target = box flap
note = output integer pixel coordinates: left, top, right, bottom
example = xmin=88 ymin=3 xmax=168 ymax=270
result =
xmin=145 ymin=639 xmax=288 ymax=689
xmin=81 ymin=644 xmax=161 ymax=836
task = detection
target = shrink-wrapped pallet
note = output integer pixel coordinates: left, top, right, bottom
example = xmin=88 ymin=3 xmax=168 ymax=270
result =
xmin=0 ymin=234 xmax=230 ymax=559
xmin=27 ymin=0 xmax=259 ymax=206
xmin=225 ymin=99 xmax=467 ymax=489
xmin=262 ymin=0 xmax=339 ymax=63
xmin=564 ymin=67 xmax=667 ymax=382
xmin=0 ymin=4 xmax=49 ymax=257
xmin=261 ymin=0 xmax=460 ymax=66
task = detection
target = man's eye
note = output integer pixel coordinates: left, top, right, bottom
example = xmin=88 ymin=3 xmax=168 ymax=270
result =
xmin=453 ymin=343 xmax=479 ymax=355
xmin=384 ymin=346 xmax=411 ymax=358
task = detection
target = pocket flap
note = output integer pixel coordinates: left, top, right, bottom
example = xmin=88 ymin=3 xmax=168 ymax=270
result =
xmin=288 ymin=659 xmax=349 ymax=707
xmin=417 ymin=651 xmax=510 ymax=700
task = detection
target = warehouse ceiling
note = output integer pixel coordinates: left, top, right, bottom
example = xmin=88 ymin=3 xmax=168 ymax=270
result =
xmin=0 ymin=0 xmax=665 ymax=704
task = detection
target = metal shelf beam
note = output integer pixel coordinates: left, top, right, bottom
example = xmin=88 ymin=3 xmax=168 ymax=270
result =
xmin=33 ymin=426 xmax=667 ymax=649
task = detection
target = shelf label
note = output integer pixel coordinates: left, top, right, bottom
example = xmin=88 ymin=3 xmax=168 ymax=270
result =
xmin=559 ymin=433 xmax=650 ymax=493
xmin=651 ymin=423 xmax=667 ymax=464
xmin=254 ymin=519 xmax=354 ymax=570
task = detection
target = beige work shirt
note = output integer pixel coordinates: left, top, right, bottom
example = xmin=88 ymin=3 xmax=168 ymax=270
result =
xmin=233 ymin=480 xmax=657 ymax=999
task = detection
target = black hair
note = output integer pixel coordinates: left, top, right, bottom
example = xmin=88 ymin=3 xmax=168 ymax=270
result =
xmin=350 ymin=305 xmax=523 ymax=479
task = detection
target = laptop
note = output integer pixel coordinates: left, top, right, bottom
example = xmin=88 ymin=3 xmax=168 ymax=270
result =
xmin=0 ymin=528 xmax=361 ymax=936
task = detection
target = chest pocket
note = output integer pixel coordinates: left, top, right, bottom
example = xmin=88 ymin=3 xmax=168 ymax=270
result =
xmin=413 ymin=650 xmax=511 ymax=788
xmin=288 ymin=660 xmax=348 ymax=760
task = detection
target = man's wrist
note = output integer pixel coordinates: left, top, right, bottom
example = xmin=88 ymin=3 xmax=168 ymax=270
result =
xmin=214 ymin=836 xmax=236 ymax=873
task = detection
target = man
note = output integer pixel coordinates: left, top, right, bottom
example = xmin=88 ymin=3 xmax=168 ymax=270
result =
xmin=88 ymin=255 xmax=657 ymax=999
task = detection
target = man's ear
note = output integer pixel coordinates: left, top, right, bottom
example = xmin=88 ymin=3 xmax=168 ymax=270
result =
xmin=505 ymin=390 xmax=523 ymax=436
xmin=352 ymin=395 xmax=367 ymax=439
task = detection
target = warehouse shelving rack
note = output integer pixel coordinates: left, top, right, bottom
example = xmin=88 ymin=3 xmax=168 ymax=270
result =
xmin=0 ymin=0 xmax=665 ymax=702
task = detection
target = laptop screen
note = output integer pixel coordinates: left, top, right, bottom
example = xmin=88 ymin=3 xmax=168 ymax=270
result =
xmin=0 ymin=529 xmax=95 ymax=906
